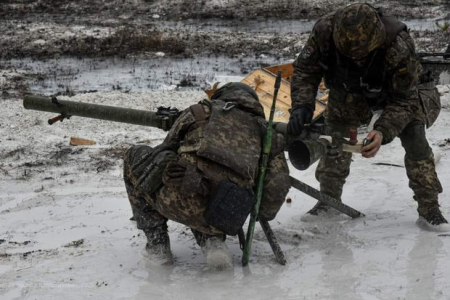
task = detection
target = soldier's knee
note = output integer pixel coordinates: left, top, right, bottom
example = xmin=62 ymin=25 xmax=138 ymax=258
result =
xmin=400 ymin=120 xmax=431 ymax=160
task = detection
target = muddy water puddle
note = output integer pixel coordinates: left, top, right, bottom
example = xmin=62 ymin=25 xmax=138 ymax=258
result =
xmin=4 ymin=56 xmax=285 ymax=95
xmin=4 ymin=53 xmax=448 ymax=96
xmin=157 ymin=18 xmax=441 ymax=34
xmin=441 ymin=72 xmax=450 ymax=85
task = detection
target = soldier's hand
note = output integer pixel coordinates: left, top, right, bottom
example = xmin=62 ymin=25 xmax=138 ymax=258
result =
xmin=163 ymin=160 xmax=187 ymax=185
xmin=287 ymin=106 xmax=313 ymax=136
xmin=362 ymin=130 xmax=383 ymax=158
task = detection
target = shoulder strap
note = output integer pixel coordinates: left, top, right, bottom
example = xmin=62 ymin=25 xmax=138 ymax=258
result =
xmin=189 ymin=102 xmax=209 ymax=124
xmin=380 ymin=14 xmax=407 ymax=47
xmin=363 ymin=13 xmax=407 ymax=87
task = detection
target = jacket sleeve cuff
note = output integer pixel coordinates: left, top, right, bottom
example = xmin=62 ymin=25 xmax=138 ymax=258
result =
xmin=374 ymin=126 xmax=393 ymax=145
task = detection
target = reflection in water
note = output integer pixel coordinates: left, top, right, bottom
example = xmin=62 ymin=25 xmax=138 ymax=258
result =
xmin=405 ymin=233 xmax=444 ymax=300
xmin=156 ymin=19 xmax=439 ymax=35
xmin=319 ymin=223 xmax=363 ymax=300
xmin=131 ymin=243 xmax=288 ymax=300
xmin=2 ymin=56 xmax=283 ymax=95
xmin=440 ymin=71 xmax=450 ymax=85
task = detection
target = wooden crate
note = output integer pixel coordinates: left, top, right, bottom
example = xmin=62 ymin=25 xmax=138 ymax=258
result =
xmin=205 ymin=63 xmax=328 ymax=122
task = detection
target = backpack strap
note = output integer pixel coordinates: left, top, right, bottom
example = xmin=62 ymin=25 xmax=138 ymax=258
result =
xmin=380 ymin=14 xmax=408 ymax=48
xmin=362 ymin=13 xmax=408 ymax=89
xmin=189 ymin=101 xmax=210 ymax=126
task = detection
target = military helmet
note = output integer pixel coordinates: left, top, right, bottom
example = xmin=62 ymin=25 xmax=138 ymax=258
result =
xmin=210 ymin=82 xmax=259 ymax=101
xmin=333 ymin=3 xmax=386 ymax=59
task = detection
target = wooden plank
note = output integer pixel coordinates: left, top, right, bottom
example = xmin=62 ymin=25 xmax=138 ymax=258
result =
xmin=243 ymin=69 xmax=291 ymax=105
xmin=70 ymin=137 xmax=96 ymax=146
xmin=264 ymin=63 xmax=294 ymax=79
xmin=242 ymin=69 xmax=292 ymax=122
xmin=204 ymin=64 xmax=328 ymax=123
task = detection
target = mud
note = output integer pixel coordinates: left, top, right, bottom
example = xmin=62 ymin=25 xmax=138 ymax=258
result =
xmin=1 ymin=0 xmax=447 ymax=22
xmin=1 ymin=0 xmax=449 ymax=60
xmin=0 ymin=0 xmax=449 ymax=96
xmin=0 ymin=55 xmax=284 ymax=98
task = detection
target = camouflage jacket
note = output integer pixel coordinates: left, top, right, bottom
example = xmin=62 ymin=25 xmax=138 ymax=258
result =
xmin=291 ymin=11 xmax=422 ymax=144
xmin=163 ymin=90 xmax=291 ymax=221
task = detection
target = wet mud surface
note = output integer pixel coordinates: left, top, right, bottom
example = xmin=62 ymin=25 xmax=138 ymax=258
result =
xmin=0 ymin=0 xmax=449 ymax=96
xmin=1 ymin=0 xmax=449 ymax=60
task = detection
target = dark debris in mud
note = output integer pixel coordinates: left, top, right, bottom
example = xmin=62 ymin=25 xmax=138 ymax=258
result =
xmin=97 ymin=145 xmax=130 ymax=159
xmin=1 ymin=0 xmax=448 ymax=60
xmin=91 ymin=144 xmax=131 ymax=172
xmin=0 ymin=147 xmax=27 ymax=160
xmin=0 ymin=0 xmax=449 ymax=97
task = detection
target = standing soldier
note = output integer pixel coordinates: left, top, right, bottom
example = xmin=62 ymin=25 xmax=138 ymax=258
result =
xmin=289 ymin=3 xmax=449 ymax=231
xmin=124 ymin=83 xmax=291 ymax=268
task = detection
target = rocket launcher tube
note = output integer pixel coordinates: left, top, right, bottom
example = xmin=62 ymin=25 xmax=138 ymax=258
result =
xmin=23 ymin=95 xmax=179 ymax=131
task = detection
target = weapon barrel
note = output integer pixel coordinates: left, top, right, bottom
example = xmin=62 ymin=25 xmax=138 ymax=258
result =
xmin=23 ymin=95 xmax=168 ymax=129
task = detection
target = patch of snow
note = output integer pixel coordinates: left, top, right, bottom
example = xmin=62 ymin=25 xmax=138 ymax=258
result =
xmin=33 ymin=39 xmax=46 ymax=46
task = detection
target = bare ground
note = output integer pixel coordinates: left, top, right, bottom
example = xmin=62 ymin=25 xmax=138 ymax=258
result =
xmin=0 ymin=0 xmax=449 ymax=60
xmin=0 ymin=0 xmax=449 ymax=99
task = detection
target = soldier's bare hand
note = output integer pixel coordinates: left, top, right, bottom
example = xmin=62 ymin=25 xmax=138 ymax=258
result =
xmin=362 ymin=130 xmax=383 ymax=158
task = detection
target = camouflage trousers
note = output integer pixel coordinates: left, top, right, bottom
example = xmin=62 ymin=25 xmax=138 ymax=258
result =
xmin=316 ymin=120 xmax=443 ymax=208
xmin=123 ymin=146 xmax=168 ymax=231
xmin=124 ymin=145 xmax=225 ymax=236
xmin=124 ymin=143 xmax=290 ymax=236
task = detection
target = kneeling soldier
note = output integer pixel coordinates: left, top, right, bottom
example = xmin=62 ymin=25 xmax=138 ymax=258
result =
xmin=123 ymin=83 xmax=291 ymax=268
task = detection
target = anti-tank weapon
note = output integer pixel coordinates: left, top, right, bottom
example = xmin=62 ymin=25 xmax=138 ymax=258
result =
xmin=23 ymin=94 xmax=365 ymax=217
xmin=23 ymin=95 xmax=181 ymax=131
xmin=23 ymin=93 xmax=365 ymax=264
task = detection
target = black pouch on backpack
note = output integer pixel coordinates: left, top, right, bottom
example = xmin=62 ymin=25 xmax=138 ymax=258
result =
xmin=205 ymin=181 xmax=256 ymax=236
xmin=417 ymin=70 xmax=441 ymax=128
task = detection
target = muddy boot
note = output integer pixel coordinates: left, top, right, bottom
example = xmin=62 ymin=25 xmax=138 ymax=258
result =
xmin=143 ymin=224 xmax=173 ymax=265
xmin=307 ymin=146 xmax=352 ymax=222
xmin=416 ymin=204 xmax=450 ymax=232
xmin=192 ymin=230 xmax=232 ymax=269
xmin=301 ymin=201 xmax=342 ymax=222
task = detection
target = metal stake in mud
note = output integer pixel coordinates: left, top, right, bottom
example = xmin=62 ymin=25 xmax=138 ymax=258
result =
xmin=242 ymin=71 xmax=286 ymax=266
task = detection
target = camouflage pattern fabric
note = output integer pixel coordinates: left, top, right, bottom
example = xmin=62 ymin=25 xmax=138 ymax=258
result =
xmin=292 ymin=8 xmax=442 ymax=208
xmin=291 ymin=11 xmax=422 ymax=144
xmin=333 ymin=4 xmax=386 ymax=59
xmin=400 ymin=120 xmax=443 ymax=207
xmin=418 ymin=82 xmax=441 ymax=128
xmin=124 ymin=86 xmax=291 ymax=235
xmin=183 ymin=100 xmax=263 ymax=182
xmin=316 ymin=120 xmax=442 ymax=207
xmin=315 ymin=123 xmax=354 ymax=201
xmin=123 ymin=147 xmax=168 ymax=231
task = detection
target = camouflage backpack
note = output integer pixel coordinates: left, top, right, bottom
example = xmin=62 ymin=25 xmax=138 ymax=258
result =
xmin=179 ymin=99 xmax=263 ymax=184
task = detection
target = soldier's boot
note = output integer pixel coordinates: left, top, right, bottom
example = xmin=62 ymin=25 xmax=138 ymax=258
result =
xmin=302 ymin=151 xmax=352 ymax=222
xmin=305 ymin=201 xmax=334 ymax=216
xmin=143 ymin=223 xmax=173 ymax=265
xmin=192 ymin=230 xmax=232 ymax=269
xmin=417 ymin=204 xmax=449 ymax=231
xmin=124 ymin=156 xmax=172 ymax=265
xmin=415 ymin=194 xmax=449 ymax=232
